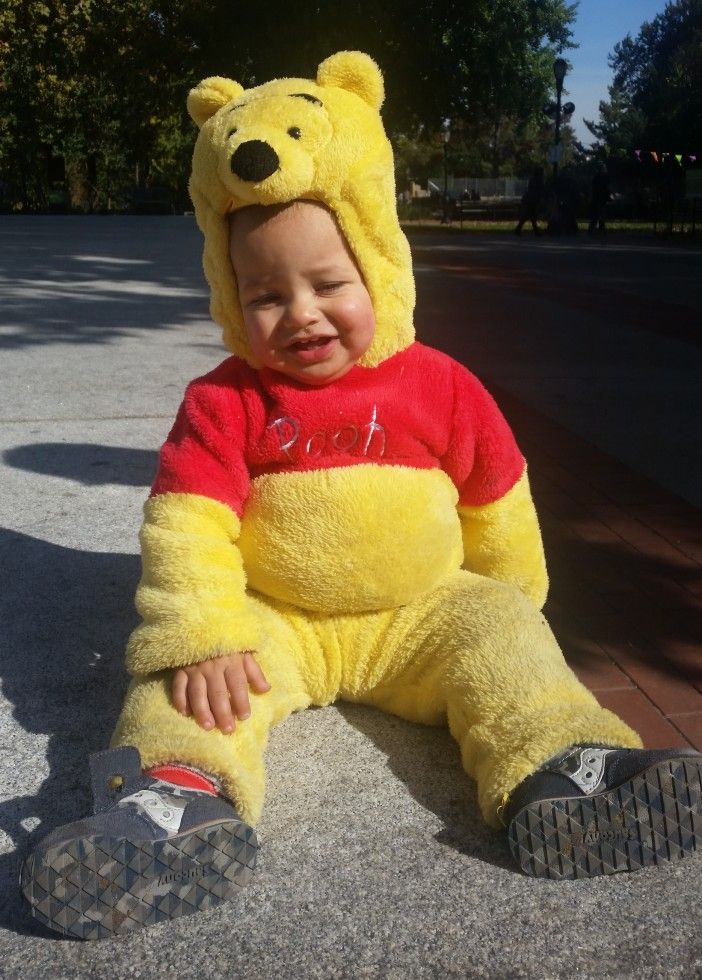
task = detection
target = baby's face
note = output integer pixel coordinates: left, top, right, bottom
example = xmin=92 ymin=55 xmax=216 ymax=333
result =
xmin=229 ymin=202 xmax=376 ymax=385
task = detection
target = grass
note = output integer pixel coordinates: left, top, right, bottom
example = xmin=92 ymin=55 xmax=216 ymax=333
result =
xmin=400 ymin=218 xmax=701 ymax=237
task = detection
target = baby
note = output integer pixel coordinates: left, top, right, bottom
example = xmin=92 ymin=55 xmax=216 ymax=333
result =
xmin=22 ymin=52 xmax=702 ymax=940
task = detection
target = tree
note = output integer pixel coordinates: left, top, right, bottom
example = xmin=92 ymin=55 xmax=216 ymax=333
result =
xmin=391 ymin=0 xmax=578 ymax=183
xmin=50 ymin=0 xmax=208 ymax=210
xmin=0 ymin=0 xmax=579 ymax=210
xmin=0 ymin=1 xmax=57 ymax=208
xmin=585 ymin=0 xmax=702 ymax=155
xmin=0 ymin=0 xmax=210 ymax=209
xmin=445 ymin=0 xmax=577 ymax=176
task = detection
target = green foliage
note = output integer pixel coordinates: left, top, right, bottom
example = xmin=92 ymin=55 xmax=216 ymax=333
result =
xmin=0 ymin=0 xmax=577 ymax=210
xmin=386 ymin=0 xmax=578 ymax=182
xmin=585 ymin=0 xmax=702 ymax=154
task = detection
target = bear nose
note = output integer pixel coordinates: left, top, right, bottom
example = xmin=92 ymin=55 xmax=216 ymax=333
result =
xmin=230 ymin=140 xmax=280 ymax=182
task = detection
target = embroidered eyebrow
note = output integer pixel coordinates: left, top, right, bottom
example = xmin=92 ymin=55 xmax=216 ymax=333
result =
xmin=290 ymin=93 xmax=323 ymax=107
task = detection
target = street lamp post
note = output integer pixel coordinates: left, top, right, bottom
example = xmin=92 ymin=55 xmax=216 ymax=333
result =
xmin=552 ymin=57 xmax=567 ymax=182
xmin=544 ymin=59 xmax=575 ymax=234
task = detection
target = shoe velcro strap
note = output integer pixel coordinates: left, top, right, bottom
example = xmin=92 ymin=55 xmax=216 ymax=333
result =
xmin=90 ymin=746 xmax=149 ymax=813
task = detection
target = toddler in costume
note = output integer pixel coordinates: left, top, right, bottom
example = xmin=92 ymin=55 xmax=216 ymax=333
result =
xmin=23 ymin=51 xmax=701 ymax=939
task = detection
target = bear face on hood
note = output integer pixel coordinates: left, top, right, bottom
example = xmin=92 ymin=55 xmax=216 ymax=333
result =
xmin=187 ymin=50 xmax=415 ymax=368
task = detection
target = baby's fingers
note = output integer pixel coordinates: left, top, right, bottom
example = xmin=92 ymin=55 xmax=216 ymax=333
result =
xmin=225 ymin=664 xmax=253 ymax=720
xmin=242 ymin=652 xmax=271 ymax=693
xmin=208 ymin=686 xmax=235 ymax=734
xmin=172 ymin=669 xmax=191 ymax=716
xmin=186 ymin=672 xmax=216 ymax=731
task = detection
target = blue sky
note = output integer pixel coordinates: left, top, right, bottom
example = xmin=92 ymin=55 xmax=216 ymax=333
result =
xmin=566 ymin=0 xmax=671 ymax=142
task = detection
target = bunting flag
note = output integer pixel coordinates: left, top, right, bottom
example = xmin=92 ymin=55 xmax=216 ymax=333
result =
xmin=633 ymin=150 xmax=699 ymax=164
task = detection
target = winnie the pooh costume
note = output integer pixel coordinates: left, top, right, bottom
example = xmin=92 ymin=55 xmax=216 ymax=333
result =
xmin=24 ymin=51 xmax=702 ymax=941
xmin=112 ymin=50 xmax=640 ymax=828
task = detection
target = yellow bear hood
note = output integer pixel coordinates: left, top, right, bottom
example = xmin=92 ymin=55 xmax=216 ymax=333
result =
xmin=187 ymin=50 xmax=415 ymax=367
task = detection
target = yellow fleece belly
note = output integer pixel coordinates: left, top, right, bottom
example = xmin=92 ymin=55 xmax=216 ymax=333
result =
xmin=238 ymin=465 xmax=464 ymax=612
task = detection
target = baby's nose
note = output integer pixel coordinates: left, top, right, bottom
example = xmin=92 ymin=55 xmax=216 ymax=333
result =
xmin=284 ymin=296 xmax=317 ymax=328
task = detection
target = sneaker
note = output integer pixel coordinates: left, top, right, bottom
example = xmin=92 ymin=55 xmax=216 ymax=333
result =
xmin=20 ymin=746 xmax=257 ymax=939
xmin=505 ymin=745 xmax=702 ymax=879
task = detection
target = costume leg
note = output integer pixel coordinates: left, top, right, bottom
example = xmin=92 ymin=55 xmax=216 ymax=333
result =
xmin=342 ymin=570 xmax=641 ymax=828
xmin=112 ymin=594 xmax=338 ymax=825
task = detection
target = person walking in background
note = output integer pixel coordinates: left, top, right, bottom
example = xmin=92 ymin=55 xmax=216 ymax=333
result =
xmin=515 ymin=166 xmax=544 ymax=235
xmin=588 ymin=163 xmax=611 ymax=233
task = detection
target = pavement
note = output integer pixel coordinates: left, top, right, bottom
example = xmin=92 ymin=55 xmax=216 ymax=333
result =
xmin=0 ymin=216 xmax=700 ymax=979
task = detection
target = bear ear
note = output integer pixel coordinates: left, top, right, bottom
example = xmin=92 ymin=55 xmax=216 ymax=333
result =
xmin=316 ymin=51 xmax=384 ymax=110
xmin=187 ymin=76 xmax=245 ymax=128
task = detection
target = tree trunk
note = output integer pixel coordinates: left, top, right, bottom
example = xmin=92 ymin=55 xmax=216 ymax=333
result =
xmin=66 ymin=156 xmax=91 ymax=212
xmin=491 ymin=117 xmax=501 ymax=179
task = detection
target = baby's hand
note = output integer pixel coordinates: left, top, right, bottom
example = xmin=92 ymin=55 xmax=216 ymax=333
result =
xmin=172 ymin=652 xmax=271 ymax=734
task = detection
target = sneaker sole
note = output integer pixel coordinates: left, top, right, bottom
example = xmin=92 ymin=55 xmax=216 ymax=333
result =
xmin=508 ymin=758 xmax=702 ymax=879
xmin=20 ymin=819 xmax=257 ymax=939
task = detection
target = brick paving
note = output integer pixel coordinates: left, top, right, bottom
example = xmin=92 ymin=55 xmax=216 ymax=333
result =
xmin=410 ymin=231 xmax=701 ymax=753
xmin=494 ymin=384 xmax=702 ymax=750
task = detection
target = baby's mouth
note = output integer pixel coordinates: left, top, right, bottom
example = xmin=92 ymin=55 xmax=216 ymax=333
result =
xmin=286 ymin=335 xmax=337 ymax=364
xmin=289 ymin=337 xmax=334 ymax=351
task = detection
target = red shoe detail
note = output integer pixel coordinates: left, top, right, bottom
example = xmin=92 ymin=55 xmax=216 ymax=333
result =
xmin=146 ymin=764 xmax=218 ymax=796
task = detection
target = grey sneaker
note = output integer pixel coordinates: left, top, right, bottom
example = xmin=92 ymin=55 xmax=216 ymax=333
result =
xmin=20 ymin=746 xmax=257 ymax=939
xmin=505 ymin=745 xmax=702 ymax=879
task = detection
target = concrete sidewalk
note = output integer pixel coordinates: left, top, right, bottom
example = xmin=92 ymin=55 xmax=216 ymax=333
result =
xmin=0 ymin=217 xmax=700 ymax=979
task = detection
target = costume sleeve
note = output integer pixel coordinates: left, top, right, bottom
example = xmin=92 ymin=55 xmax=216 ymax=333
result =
xmin=442 ymin=363 xmax=548 ymax=608
xmin=125 ymin=377 xmax=260 ymax=675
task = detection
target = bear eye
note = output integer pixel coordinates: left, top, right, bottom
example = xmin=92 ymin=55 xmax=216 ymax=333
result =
xmin=287 ymin=127 xmax=302 ymax=140
xmin=227 ymin=128 xmax=237 ymax=139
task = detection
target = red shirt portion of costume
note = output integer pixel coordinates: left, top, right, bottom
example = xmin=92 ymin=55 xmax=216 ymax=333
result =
xmin=151 ymin=342 xmax=525 ymax=518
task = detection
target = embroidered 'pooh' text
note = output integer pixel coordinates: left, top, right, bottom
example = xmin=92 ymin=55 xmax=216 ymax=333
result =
xmin=268 ymin=404 xmax=386 ymax=461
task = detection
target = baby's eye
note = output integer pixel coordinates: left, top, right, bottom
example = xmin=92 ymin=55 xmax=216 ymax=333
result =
xmin=250 ymin=292 xmax=279 ymax=307
xmin=317 ymin=281 xmax=345 ymax=293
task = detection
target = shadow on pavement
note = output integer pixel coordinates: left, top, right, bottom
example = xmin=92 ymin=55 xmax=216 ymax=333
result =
xmin=336 ymin=703 xmax=513 ymax=872
xmin=3 ymin=444 xmax=159 ymax=487
xmin=0 ymin=217 xmax=208 ymax=350
xmin=0 ymin=528 xmax=139 ymax=935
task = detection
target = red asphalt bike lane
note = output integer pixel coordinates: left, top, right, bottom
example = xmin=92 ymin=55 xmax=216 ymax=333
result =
xmin=410 ymin=235 xmax=702 ymax=751
xmin=412 ymin=245 xmax=701 ymax=349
